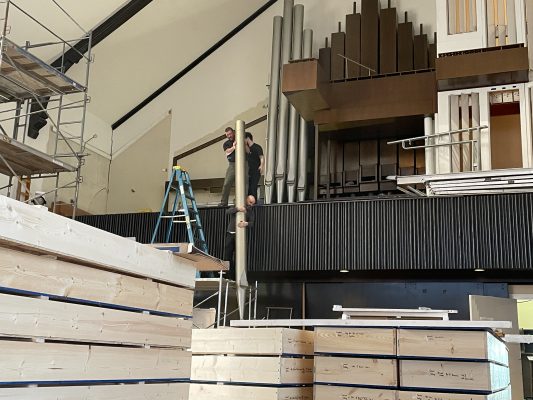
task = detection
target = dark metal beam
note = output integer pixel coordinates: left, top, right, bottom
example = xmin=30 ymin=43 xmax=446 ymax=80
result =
xmin=111 ymin=0 xmax=278 ymax=131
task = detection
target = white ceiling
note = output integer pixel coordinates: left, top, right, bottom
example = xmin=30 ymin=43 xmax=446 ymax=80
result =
xmin=4 ymin=0 xmax=127 ymax=60
xmin=65 ymin=0 xmax=268 ymax=125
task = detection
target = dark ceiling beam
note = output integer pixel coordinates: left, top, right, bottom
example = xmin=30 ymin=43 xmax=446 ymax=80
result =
xmin=29 ymin=0 xmax=154 ymax=139
xmin=52 ymin=0 xmax=154 ymax=70
xmin=111 ymin=0 xmax=278 ymax=131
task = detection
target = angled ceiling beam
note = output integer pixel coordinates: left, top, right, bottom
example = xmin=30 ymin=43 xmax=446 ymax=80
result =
xmin=52 ymin=0 xmax=154 ymax=70
xmin=29 ymin=0 xmax=154 ymax=139
xmin=111 ymin=0 xmax=278 ymax=131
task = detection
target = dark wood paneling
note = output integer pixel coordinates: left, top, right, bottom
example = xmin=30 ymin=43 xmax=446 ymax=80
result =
xmin=346 ymin=13 xmax=362 ymax=78
xmin=361 ymin=0 xmax=379 ymax=75
xmin=319 ymin=47 xmax=332 ymax=83
xmin=436 ymin=46 xmax=529 ymax=91
xmin=315 ymin=72 xmax=437 ymax=126
xmin=414 ymin=34 xmax=428 ymax=70
xmin=380 ymin=8 xmax=398 ymax=74
xmin=331 ymin=32 xmax=346 ymax=80
xmin=436 ymin=46 xmax=529 ymax=80
xmin=398 ymin=22 xmax=414 ymax=72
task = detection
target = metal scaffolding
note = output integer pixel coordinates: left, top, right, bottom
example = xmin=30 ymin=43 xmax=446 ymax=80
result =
xmin=0 ymin=0 xmax=92 ymax=218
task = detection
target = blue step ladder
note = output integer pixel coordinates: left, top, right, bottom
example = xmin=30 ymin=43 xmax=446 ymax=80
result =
xmin=151 ymin=166 xmax=208 ymax=255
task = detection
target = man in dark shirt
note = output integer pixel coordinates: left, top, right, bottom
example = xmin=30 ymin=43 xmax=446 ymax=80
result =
xmin=220 ymin=127 xmax=236 ymax=206
xmin=245 ymin=132 xmax=264 ymax=201
xmin=223 ymin=195 xmax=256 ymax=280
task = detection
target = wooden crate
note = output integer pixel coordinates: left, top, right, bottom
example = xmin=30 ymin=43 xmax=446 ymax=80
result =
xmin=399 ymin=360 xmax=510 ymax=392
xmin=189 ymin=383 xmax=313 ymax=400
xmin=0 ymin=340 xmax=191 ymax=384
xmin=315 ymin=327 xmax=396 ymax=356
xmin=0 ymin=196 xmax=196 ymax=287
xmin=191 ymin=355 xmax=313 ymax=385
xmin=398 ymin=387 xmax=511 ymax=400
xmin=314 ymin=356 xmax=398 ymax=387
xmin=0 ymin=383 xmax=190 ymax=399
xmin=0 ymin=246 xmax=194 ymax=316
xmin=192 ymin=328 xmax=314 ymax=355
xmin=398 ymin=329 xmax=509 ymax=365
xmin=0 ymin=292 xmax=192 ymax=347
xmin=314 ymin=384 xmax=397 ymax=400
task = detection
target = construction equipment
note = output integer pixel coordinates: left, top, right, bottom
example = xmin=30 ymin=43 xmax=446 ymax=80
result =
xmin=151 ymin=166 xmax=207 ymax=253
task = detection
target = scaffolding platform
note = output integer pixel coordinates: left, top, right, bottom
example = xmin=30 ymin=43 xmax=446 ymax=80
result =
xmin=0 ymin=38 xmax=86 ymax=101
xmin=0 ymin=135 xmax=75 ymax=176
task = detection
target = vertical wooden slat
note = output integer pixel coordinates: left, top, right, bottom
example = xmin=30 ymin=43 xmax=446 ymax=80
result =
xmin=361 ymin=0 xmax=380 ymax=75
xmin=319 ymin=46 xmax=332 ymax=82
xmin=497 ymin=0 xmax=507 ymax=45
xmin=471 ymin=92 xmax=481 ymax=170
xmin=331 ymin=31 xmax=346 ymax=80
xmin=506 ymin=0 xmax=517 ymax=44
xmin=450 ymin=95 xmax=461 ymax=173
xmin=380 ymin=7 xmax=398 ymax=74
xmin=459 ymin=0 xmax=466 ymax=33
xmin=346 ymin=13 xmax=362 ymax=78
xmin=414 ymin=31 xmax=429 ymax=70
xmin=461 ymin=94 xmax=472 ymax=171
xmin=428 ymin=32 xmax=437 ymax=69
xmin=470 ymin=0 xmax=478 ymax=31
xmin=487 ymin=0 xmax=497 ymax=46
xmin=448 ymin=0 xmax=457 ymax=35
xmin=398 ymin=21 xmax=414 ymax=72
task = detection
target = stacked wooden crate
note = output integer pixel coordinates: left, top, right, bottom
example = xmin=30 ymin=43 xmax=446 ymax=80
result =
xmin=314 ymin=326 xmax=511 ymax=400
xmin=190 ymin=328 xmax=314 ymax=400
xmin=0 ymin=196 xmax=197 ymax=399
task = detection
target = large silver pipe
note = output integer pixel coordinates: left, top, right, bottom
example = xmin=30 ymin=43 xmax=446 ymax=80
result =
xmin=274 ymin=0 xmax=294 ymax=203
xmin=264 ymin=16 xmax=283 ymax=204
xmin=235 ymin=120 xmax=248 ymax=319
xmin=297 ymin=28 xmax=313 ymax=202
xmin=424 ymin=115 xmax=435 ymax=175
xmin=286 ymin=4 xmax=304 ymax=203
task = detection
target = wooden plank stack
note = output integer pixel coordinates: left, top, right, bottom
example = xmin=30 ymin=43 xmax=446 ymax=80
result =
xmin=0 ymin=196 xmax=197 ymax=399
xmin=190 ymin=328 xmax=314 ymax=400
xmin=314 ymin=326 xmax=511 ymax=400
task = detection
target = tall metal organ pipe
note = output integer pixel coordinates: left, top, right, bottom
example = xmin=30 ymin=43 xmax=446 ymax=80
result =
xmin=274 ymin=0 xmax=294 ymax=203
xmin=286 ymin=4 xmax=304 ymax=203
xmin=264 ymin=16 xmax=283 ymax=204
xmin=297 ymin=28 xmax=313 ymax=202
xmin=235 ymin=120 xmax=248 ymax=319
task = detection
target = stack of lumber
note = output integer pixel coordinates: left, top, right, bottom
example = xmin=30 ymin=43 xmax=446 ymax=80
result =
xmin=0 ymin=196 xmax=197 ymax=399
xmin=314 ymin=326 xmax=511 ymax=400
xmin=190 ymin=328 xmax=315 ymax=400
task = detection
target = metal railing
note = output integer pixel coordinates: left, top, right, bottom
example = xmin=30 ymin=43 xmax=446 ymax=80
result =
xmin=388 ymin=125 xmax=488 ymax=172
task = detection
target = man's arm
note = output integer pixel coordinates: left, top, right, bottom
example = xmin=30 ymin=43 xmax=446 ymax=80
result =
xmin=259 ymin=155 xmax=265 ymax=175
xmin=226 ymin=206 xmax=245 ymax=215
xmin=224 ymin=142 xmax=236 ymax=157
xmin=238 ymin=209 xmax=255 ymax=228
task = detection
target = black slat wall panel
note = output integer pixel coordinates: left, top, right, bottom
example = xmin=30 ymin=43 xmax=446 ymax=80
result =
xmin=78 ymin=193 xmax=533 ymax=273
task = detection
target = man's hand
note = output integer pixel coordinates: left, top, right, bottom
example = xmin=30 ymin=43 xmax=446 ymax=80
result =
xmin=238 ymin=221 xmax=248 ymax=228
xmin=237 ymin=206 xmax=246 ymax=212
xmin=258 ymin=165 xmax=263 ymax=175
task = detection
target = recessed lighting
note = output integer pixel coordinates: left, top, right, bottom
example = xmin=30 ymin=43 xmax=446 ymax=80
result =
xmin=475 ymin=269 xmax=485 ymax=272
xmin=340 ymin=269 xmax=349 ymax=273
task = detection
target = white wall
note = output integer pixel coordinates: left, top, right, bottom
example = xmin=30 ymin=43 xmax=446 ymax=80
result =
xmin=106 ymin=113 xmax=172 ymax=214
